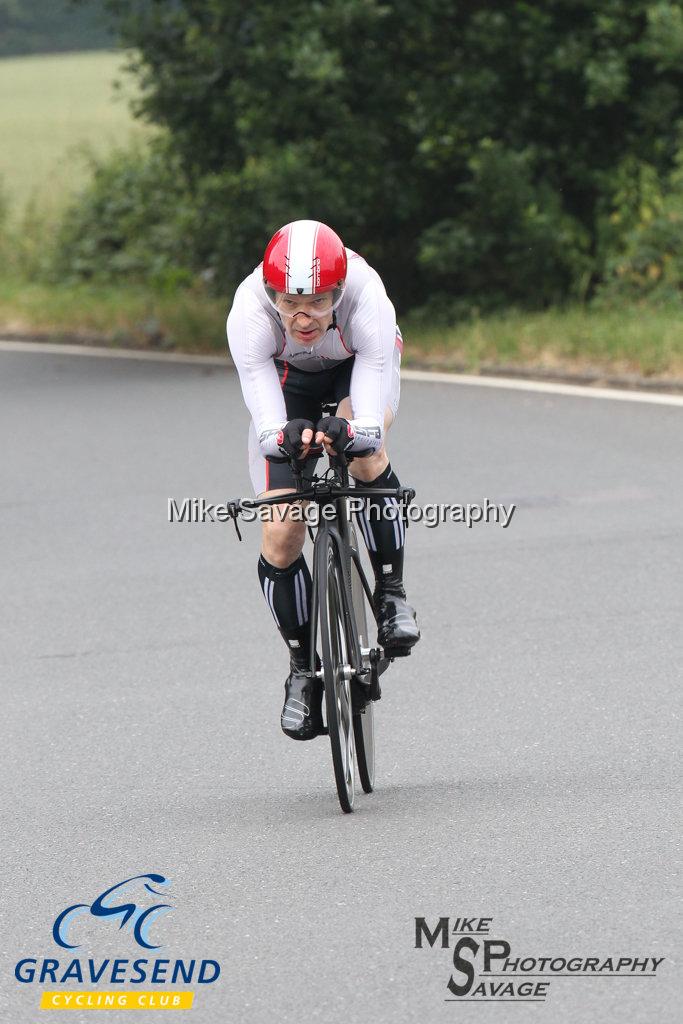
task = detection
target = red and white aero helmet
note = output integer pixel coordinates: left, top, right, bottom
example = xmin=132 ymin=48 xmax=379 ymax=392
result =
xmin=262 ymin=220 xmax=347 ymax=311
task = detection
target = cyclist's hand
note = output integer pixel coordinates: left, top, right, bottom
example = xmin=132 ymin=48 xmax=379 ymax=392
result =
xmin=315 ymin=416 xmax=354 ymax=455
xmin=278 ymin=418 xmax=315 ymax=459
xmin=299 ymin=425 xmax=314 ymax=458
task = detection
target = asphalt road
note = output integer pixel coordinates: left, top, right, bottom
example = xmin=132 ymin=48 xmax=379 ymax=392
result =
xmin=1 ymin=346 xmax=680 ymax=1023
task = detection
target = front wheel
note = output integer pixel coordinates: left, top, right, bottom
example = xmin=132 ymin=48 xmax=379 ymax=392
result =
xmin=349 ymin=525 xmax=375 ymax=793
xmin=316 ymin=531 xmax=355 ymax=813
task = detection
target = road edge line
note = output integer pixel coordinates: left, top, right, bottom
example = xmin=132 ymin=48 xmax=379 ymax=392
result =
xmin=2 ymin=338 xmax=682 ymax=407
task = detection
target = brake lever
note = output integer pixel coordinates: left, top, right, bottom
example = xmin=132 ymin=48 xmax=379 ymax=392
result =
xmin=226 ymin=499 xmax=242 ymax=542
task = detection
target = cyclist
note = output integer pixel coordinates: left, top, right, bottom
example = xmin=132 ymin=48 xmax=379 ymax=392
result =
xmin=227 ymin=220 xmax=419 ymax=741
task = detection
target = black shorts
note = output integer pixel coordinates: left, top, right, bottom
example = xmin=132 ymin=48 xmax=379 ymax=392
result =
xmin=276 ymin=357 xmax=354 ymax=420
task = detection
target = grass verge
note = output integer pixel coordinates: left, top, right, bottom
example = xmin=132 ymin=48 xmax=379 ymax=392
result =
xmin=0 ymin=276 xmax=226 ymax=353
xmin=1 ymin=276 xmax=682 ymax=379
xmin=401 ymin=305 xmax=683 ymax=378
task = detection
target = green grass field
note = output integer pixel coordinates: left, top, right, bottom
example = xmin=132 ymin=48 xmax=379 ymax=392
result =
xmin=0 ymin=50 xmax=151 ymax=218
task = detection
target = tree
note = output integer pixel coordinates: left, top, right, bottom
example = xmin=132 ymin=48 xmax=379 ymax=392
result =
xmin=0 ymin=0 xmax=113 ymax=56
xmin=80 ymin=0 xmax=683 ymax=310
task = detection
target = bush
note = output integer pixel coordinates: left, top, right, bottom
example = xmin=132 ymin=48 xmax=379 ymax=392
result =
xmin=596 ymin=149 xmax=683 ymax=307
xmin=49 ymin=141 xmax=195 ymax=289
xmin=415 ymin=141 xmax=592 ymax=317
xmin=0 ymin=179 xmax=57 ymax=280
xmin=46 ymin=137 xmax=393 ymax=300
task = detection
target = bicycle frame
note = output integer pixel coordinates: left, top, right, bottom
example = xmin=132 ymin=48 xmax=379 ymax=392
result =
xmin=307 ymin=461 xmax=370 ymax=681
xmin=229 ymin=451 xmax=415 ymax=682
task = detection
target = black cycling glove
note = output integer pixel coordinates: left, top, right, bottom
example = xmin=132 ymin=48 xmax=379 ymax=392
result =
xmin=277 ymin=418 xmax=315 ymax=458
xmin=316 ymin=416 xmax=355 ymax=454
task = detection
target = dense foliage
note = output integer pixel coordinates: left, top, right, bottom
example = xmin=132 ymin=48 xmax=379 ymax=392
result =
xmin=51 ymin=145 xmax=193 ymax=289
xmin=0 ymin=1 xmax=113 ymax=57
xmin=59 ymin=0 xmax=683 ymax=312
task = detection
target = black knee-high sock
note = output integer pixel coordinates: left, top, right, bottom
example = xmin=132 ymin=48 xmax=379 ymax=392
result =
xmin=258 ymin=554 xmax=313 ymax=668
xmin=354 ymin=463 xmax=406 ymax=596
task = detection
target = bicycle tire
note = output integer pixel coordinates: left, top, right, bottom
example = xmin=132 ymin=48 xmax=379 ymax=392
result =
xmin=316 ymin=530 xmax=356 ymax=813
xmin=349 ymin=525 xmax=375 ymax=793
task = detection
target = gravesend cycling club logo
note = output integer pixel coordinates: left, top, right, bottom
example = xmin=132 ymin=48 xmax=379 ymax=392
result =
xmin=415 ymin=915 xmax=668 ymax=1004
xmin=53 ymin=873 xmax=172 ymax=950
xmin=14 ymin=872 xmax=221 ymax=1011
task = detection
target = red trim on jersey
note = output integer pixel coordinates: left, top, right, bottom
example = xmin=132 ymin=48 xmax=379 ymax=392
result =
xmin=280 ymin=361 xmax=290 ymax=388
xmin=336 ymin=325 xmax=353 ymax=355
xmin=395 ymin=330 xmax=404 ymax=353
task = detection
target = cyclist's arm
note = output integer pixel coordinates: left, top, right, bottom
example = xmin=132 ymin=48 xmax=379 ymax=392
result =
xmin=226 ymin=285 xmax=287 ymax=458
xmin=345 ymin=277 xmax=397 ymax=452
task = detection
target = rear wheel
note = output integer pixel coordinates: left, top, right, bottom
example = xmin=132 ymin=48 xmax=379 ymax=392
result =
xmin=317 ymin=532 xmax=355 ymax=813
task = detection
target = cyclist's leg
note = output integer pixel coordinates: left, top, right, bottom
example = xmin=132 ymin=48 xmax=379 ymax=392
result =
xmin=336 ymin=400 xmax=404 ymax=588
xmin=336 ymin=342 xmax=419 ymax=650
xmin=258 ymin=355 xmax=353 ymax=565
xmin=333 ymin=337 xmax=399 ymax=484
xmin=336 ymin=339 xmax=403 ymax=590
xmin=249 ymin=366 xmax=323 ymax=668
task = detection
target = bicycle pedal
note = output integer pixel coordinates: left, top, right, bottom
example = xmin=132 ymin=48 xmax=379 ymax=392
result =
xmin=384 ymin=646 xmax=412 ymax=659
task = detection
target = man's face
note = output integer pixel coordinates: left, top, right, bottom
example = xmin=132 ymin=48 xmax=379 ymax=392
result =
xmin=275 ymin=291 xmax=335 ymax=345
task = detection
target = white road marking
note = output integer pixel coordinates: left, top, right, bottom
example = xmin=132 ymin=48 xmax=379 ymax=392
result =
xmin=1 ymin=339 xmax=682 ymax=406
xmin=400 ymin=368 xmax=683 ymax=406
xmin=0 ymin=339 xmax=228 ymax=365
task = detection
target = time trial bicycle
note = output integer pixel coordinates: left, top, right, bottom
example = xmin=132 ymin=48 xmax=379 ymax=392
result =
xmin=228 ymin=449 xmax=415 ymax=813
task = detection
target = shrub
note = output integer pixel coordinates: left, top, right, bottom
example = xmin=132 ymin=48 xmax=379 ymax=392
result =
xmin=415 ymin=141 xmax=592 ymax=318
xmin=49 ymin=141 xmax=195 ymax=289
xmin=596 ymin=150 xmax=683 ymax=307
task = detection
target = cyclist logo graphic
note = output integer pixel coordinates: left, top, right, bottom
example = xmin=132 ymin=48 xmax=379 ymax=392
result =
xmin=52 ymin=873 xmax=172 ymax=951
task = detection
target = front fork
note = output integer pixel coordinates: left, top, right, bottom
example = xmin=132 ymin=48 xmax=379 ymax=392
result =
xmin=308 ymin=484 xmax=391 ymax=703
